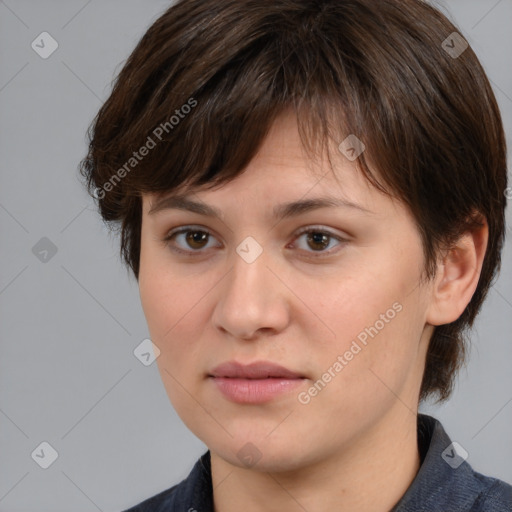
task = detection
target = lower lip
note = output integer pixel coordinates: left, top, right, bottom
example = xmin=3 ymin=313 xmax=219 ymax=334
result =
xmin=210 ymin=377 xmax=305 ymax=403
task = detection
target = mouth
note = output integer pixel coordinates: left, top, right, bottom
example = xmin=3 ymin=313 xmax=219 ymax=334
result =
xmin=208 ymin=360 xmax=305 ymax=379
xmin=208 ymin=360 xmax=306 ymax=403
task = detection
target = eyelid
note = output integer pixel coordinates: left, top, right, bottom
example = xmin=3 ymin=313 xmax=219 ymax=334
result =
xmin=292 ymin=225 xmax=348 ymax=240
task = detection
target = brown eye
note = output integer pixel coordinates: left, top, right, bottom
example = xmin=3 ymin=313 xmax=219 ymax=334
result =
xmin=185 ymin=230 xmax=209 ymax=249
xmin=162 ymin=226 xmax=221 ymax=255
xmin=306 ymin=232 xmax=331 ymax=251
xmin=290 ymin=227 xmax=347 ymax=258
xmin=163 ymin=225 xmax=347 ymax=258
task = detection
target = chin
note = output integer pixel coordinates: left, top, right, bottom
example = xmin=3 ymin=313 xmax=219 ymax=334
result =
xmin=211 ymin=435 xmax=314 ymax=473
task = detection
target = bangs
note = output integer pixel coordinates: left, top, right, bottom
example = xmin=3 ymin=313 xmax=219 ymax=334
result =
xmin=89 ymin=5 xmax=387 ymax=205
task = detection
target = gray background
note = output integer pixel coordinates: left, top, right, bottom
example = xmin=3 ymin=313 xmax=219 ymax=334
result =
xmin=0 ymin=1 xmax=511 ymax=510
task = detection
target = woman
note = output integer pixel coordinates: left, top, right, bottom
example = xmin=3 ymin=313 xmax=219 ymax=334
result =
xmin=80 ymin=0 xmax=512 ymax=510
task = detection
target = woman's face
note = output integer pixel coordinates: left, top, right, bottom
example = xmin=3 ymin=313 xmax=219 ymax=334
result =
xmin=138 ymin=112 xmax=436 ymax=471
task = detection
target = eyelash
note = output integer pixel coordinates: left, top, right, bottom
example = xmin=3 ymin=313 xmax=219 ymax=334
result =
xmin=161 ymin=225 xmax=348 ymax=259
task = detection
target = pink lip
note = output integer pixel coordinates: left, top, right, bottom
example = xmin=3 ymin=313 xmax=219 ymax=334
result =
xmin=209 ymin=360 xmax=304 ymax=379
xmin=208 ymin=361 xmax=306 ymax=404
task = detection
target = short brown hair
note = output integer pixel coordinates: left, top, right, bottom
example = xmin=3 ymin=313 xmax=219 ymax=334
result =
xmin=80 ymin=0 xmax=508 ymax=403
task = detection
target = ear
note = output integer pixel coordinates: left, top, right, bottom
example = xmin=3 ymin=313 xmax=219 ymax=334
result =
xmin=426 ymin=216 xmax=489 ymax=326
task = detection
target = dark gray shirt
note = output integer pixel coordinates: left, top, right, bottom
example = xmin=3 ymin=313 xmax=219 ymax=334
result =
xmin=122 ymin=414 xmax=512 ymax=511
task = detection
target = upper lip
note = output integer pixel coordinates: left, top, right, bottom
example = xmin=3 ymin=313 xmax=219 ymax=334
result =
xmin=209 ymin=361 xmax=304 ymax=379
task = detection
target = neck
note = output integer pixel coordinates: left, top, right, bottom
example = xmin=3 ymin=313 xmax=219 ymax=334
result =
xmin=210 ymin=406 xmax=420 ymax=512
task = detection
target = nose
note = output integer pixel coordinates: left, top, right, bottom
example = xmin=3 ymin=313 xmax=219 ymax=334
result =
xmin=211 ymin=243 xmax=291 ymax=340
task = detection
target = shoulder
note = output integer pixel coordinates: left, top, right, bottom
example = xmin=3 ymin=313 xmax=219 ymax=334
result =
xmin=392 ymin=414 xmax=512 ymax=512
xmin=120 ymin=484 xmax=179 ymax=512
xmin=120 ymin=450 xmax=213 ymax=512
xmin=469 ymin=471 xmax=512 ymax=511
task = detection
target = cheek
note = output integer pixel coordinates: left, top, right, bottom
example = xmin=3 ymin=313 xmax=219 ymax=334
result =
xmin=314 ymin=254 xmax=425 ymax=394
xmin=318 ymin=262 xmax=404 ymax=341
xmin=138 ymin=261 xmax=217 ymax=380
xmin=139 ymin=241 xmax=197 ymax=340
xmin=139 ymin=275 xmax=177 ymax=339
xmin=319 ymin=292 xmax=404 ymax=380
xmin=138 ymin=271 xmax=208 ymax=414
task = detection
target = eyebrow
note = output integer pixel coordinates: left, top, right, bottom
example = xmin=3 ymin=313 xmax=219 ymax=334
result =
xmin=148 ymin=193 xmax=375 ymax=219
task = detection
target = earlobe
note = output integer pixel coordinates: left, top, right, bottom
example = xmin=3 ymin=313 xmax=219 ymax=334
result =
xmin=426 ymin=218 xmax=488 ymax=326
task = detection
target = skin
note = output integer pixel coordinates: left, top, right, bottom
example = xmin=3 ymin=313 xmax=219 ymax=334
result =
xmin=138 ymin=111 xmax=488 ymax=512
